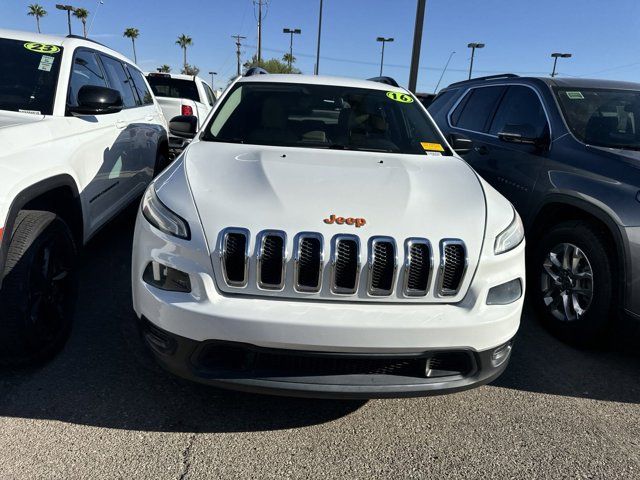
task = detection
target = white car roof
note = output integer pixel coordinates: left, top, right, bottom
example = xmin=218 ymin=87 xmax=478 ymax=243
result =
xmin=0 ymin=28 xmax=138 ymax=68
xmin=236 ymin=74 xmax=408 ymax=93
xmin=144 ymin=72 xmax=205 ymax=83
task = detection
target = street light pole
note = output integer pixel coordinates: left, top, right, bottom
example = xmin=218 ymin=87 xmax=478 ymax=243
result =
xmin=87 ymin=0 xmax=105 ymax=36
xmin=283 ymin=28 xmax=301 ymax=70
xmin=315 ymin=0 xmax=323 ymax=75
xmin=56 ymin=4 xmax=75 ymax=35
xmin=408 ymin=0 xmax=426 ymax=93
xmin=551 ymin=52 xmax=572 ymax=77
xmin=467 ymin=42 xmax=485 ymax=80
xmin=376 ymin=37 xmax=394 ymax=77
xmin=208 ymin=71 xmax=217 ymax=89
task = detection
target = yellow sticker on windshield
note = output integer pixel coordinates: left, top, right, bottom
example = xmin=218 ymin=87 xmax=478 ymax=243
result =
xmin=386 ymin=91 xmax=413 ymax=103
xmin=24 ymin=42 xmax=60 ymax=54
xmin=421 ymin=142 xmax=444 ymax=152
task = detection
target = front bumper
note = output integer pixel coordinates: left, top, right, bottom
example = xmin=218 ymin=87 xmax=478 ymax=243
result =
xmin=139 ymin=317 xmax=514 ymax=399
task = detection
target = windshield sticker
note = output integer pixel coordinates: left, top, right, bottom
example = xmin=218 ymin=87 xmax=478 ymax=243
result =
xmin=38 ymin=55 xmax=55 ymax=72
xmin=425 ymin=151 xmax=442 ymax=156
xmin=566 ymin=91 xmax=584 ymax=100
xmin=24 ymin=42 xmax=60 ymax=54
xmin=421 ymin=142 xmax=444 ymax=152
xmin=19 ymin=109 xmax=42 ymax=115
xmin=386 ymin=91 xmax=414 ymax=103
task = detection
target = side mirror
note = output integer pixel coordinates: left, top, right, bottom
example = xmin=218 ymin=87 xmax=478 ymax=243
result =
xmin=69 ymin=85 xmax=123 ymax=115
xmin=169 ymin=115 xmax=198 ymax=139
xmin=498 ymin=124 xmax=548 ymax=148
xmin=449 ymin=133 xmax=473 ymax=155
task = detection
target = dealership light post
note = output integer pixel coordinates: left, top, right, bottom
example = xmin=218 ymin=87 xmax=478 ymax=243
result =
xmin=283 ymin=28 xmax=302 ymax=69
xmin=467 ymin=42 xmax=485 ymax=80
xmin=376 ymin=37 xmax=394 ymax=77
xmin=408 ymin=0 xmax=426 ymax=93
xmin=208 ymin=71 xmax=217 ymax=89
xmin=56 ymin=4 xmax=75 ymax=35
xmin=551 ymin=53 xmax=572 ymax=77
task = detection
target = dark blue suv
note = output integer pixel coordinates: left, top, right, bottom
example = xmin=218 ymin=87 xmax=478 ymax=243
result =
xmin=428 ymin=74 xmax=640 ymax=345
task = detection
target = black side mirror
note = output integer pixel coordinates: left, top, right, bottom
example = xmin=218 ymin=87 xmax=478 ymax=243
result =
xmin=69 ymin=85 xmax=123 ymax=115
xmin=498 ymin=124 xmax=547 ymax=148
xmin=169 ymin=115 xmax=198 ymax=139
xmin=449 ymin=133 xmax=473 ymax=155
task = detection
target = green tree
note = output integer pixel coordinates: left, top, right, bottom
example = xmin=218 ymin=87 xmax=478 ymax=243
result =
xmin=244 ymin=55 xmax=301 ymax=74
xmin=157 ymin=64 xmax=171 ymax=73
xmin=175 ymin=34 xmax=193 ymax=71
xmin=72 ymin=8 xmax=89 ymax=38
xmin=282 ymin=53 xmax=296 ymax=68
xmin=181 ymin=64 xmax=200 ymax=76
xmin=123 ymin=27 xmax=140 ymax=63
xmin=27 ymin=4 xmax=47 ymax=33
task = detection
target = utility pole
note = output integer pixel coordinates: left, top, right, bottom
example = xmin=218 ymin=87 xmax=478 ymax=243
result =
xmin=467 ymin=42 xmax=485 ymax=80
xmin=209 ymin=71 xmax=217 ymax=89
xmin=232 ymin=34 xmax=246 ymax=76
xmin=408 ymin=0 xmax=426 ymax=92
xmin=315 ymin=0 xmax=323 ymax=75
xmin=283 ymin=28 xmax=301 ymax=70
xmin=56 ymin=4 xmax=75 ymax=35
xmin=255 ymin=0 xmax=266 ymax=63
xmin=551 ymin=52 xmax=572 ymax=77
xmin=376 ymin=37 xmax=394 ymax=77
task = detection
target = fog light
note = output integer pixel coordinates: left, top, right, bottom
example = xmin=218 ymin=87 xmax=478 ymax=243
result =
xmin=143 ymin=262 xmax=191 ymax=292
xmin=486 ymin=278 xmax=522 ymax=305
xmin=491 ymin=342 xmax=512 ymax=368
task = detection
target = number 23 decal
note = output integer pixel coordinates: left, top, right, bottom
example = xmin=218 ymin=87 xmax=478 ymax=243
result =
xmin=386 ymin=91 xmax=413 ymax=103
xmin=24 ymin=42 xmax=60 ymax=54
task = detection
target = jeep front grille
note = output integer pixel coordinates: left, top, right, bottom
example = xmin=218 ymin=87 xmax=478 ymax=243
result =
xmin=216 ymin=230 xmax=468 ymax=300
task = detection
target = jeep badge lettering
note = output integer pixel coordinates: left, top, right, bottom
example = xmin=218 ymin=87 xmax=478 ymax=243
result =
xmin=324 ymin=214 xmax=366 ymax=228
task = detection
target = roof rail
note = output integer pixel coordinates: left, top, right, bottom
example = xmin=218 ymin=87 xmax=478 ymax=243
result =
xmin=367 ymin=76 xmax=400 ymax=87
xmin=448 ymin=73 xmax=519 ymax=88
xmin=244 ymin=67 xmax=268 ymax=77
xmin=65 ymin=34 xmax=107 ymax=48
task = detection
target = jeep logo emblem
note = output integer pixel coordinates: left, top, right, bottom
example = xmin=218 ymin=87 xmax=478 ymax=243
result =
xmin=323 ymin=214 xmax=366 ymax=228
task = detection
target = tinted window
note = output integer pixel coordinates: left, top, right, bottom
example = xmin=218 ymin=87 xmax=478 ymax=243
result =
xmin=452 ymin=86 xmax=505 ymax=132
xmin=204 ymin=82 xmax=451 ymax=156
xmin=489 ymin=86 xmax=547 ymax=137
xmin=427 ymin=89 xmax=458 ymax=116
xmin=67 ymin=49 xmax=108 ymax=108
xmin=0 ymin=38 xmax=63 ymax=115
xmin=100 ymin=55 xmax=137 ymax=108
xmin=146 ymin=75 xmax=200 ymax=102
xmin=203 ymin=82 xmax=215 ymax=106
xmin=128 ymin=66 xmax=153 ymax=105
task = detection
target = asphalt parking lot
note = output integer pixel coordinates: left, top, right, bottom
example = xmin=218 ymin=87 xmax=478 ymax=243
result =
xmin=0 ymin=206 xmax=638 ymax=479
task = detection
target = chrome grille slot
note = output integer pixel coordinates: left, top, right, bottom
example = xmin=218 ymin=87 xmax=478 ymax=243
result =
xmin=331 ymin=235 xmax=360 ymax=295
xmin=220 ymin=228 xmax=249 ymax=287
xmin=257 ymin=231 xmax=286 ymax=290
xmin=403 ymin=238 xmax=432 ymax=297
xmin=294 ymin=233 xmax=323 ymax=292
xmin=367 ymin=237 xmax=397 ymax=296
xmin=438 ymin=239 xmax=467 ymax=296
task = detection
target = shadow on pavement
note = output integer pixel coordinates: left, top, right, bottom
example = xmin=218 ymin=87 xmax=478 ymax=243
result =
xmin=0 ymin=205 xmax=638 ymax=433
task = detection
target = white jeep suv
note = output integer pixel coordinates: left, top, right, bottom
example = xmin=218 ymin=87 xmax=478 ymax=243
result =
xmin=0 ymin=29 xmax=168 ymax=363
xmin=132 ymin=74 xmax=526 ymax=398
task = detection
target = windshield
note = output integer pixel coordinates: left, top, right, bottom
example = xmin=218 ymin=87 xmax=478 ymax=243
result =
xmin=146 ymin=75 xmax=199 ymax=102
xmin=0 ymin=38 xmax=63 ymax=115
xmin=202 ymin=82 xmax=451 ymax=155
xmin=555 ymin=87 xmax=640 ymax=150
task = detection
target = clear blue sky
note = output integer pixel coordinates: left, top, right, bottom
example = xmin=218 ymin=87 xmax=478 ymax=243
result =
xmin=3 ymin=0 xmax=640 ymax=92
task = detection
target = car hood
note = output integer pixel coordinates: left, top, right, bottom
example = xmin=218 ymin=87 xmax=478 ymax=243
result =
xmin=181 ymin=141 xmax=488 ymax=302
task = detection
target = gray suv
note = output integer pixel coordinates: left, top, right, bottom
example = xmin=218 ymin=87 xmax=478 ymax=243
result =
xmin=428 ymin=74 xmax=640 ymax=345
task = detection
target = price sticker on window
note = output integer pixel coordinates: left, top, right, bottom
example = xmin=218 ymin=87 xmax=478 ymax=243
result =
xmin=24 ymin=42 xmax=60 ymax=54
xmin=386 ymin=91 xmax=414 ymax=103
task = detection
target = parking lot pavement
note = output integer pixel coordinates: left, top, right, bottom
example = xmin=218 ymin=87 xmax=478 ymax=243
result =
xmin=0 ymin=206 xmax=638 ymax=480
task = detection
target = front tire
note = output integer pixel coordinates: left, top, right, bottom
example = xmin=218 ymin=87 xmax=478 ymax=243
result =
xmin=530 ymin=221 xmax=614 ymax=346
xmin=0 ymin=211 xmax=78 ymax=365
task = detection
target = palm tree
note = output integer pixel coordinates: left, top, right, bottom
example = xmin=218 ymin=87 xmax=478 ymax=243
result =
xmin=73 ymin=8 xmax=89 ymax=38
xmin=123 ymin=28 xmax=140 ymax=63
xmin=157 ymin=64 xmax=171 ymax=73
xmin=27 ymin=4 xmax=47 ymax=33
xmin=175 ymin=34 xmax=193 ymax=71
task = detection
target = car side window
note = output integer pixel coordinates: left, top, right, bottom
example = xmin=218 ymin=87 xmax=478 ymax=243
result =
xmin=427 ymin=89 xmax=458 ymax=116
xmin=99 ymin=55 xmax=137 ymax=108
xmin=451 ymin=86 xmax=506 ymax=132
xmin=67 ymin=49 xmax=108 ymax=108
xmin=489 ymin=86 xmax=548 ymax=138
xmin=203 ymin=83 xmax=215 ymax=106
xmin=128 ymin=66 xmax=154 ymax=105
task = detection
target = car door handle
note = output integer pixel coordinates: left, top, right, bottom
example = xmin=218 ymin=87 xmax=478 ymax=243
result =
xmin=116 ymin=120 xmax=127 ymax=129
xmin=474 ymin=145 xmax=489 ymax=155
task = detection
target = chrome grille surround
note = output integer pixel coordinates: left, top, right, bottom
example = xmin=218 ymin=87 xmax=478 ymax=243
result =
xmin=256 ymin=230 xmax=287 ymax=291
xmin=293 ymin=232 xmax=324 ymax=293
xmin=367 ymin=236 xmax=398 ymax=296
xmin=330 ymin=234 xmax=361 ymax=295
xmin=402 ymin=238 xmax=433 ymax=297
xmin=218 ymin=227 xmax=250 ymax=288
xmin=437 ymin=239 xmax=468 ymax=297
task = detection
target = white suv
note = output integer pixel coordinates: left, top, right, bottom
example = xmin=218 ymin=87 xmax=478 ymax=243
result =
xmin=0 ymin=29 xmax=168 ymax=363
xmin=132 ymin=74 xmax=526 ymax=398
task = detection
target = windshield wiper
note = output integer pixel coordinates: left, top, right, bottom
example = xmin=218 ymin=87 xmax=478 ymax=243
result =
xmin=328 ymin=144 xmax=396 ymax=153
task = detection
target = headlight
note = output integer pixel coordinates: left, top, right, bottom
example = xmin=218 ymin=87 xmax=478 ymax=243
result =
xmin=494 ymin=207 xmax=524 ymax=255
xmin=141 ymin=186 xmax=190 ymax=239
